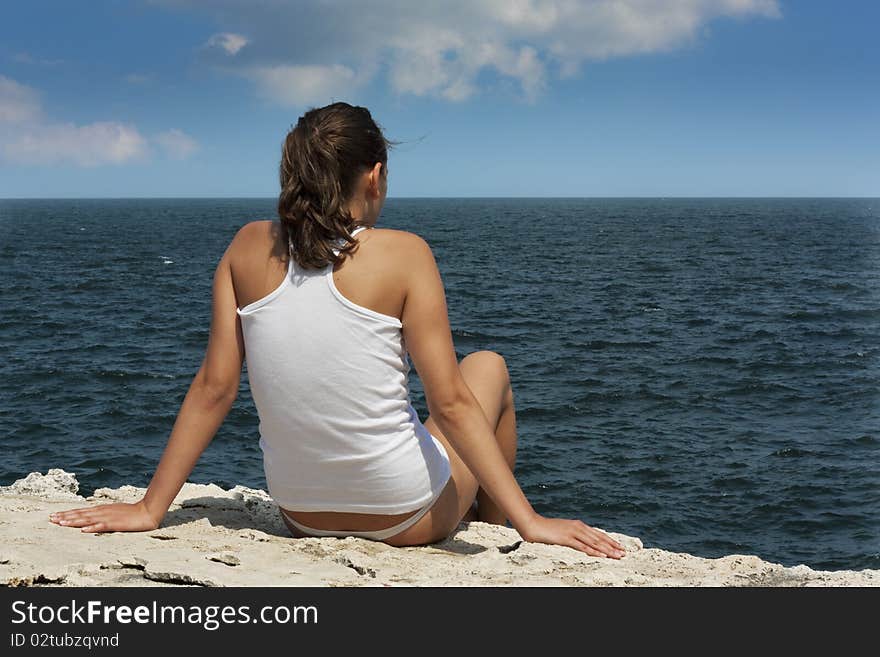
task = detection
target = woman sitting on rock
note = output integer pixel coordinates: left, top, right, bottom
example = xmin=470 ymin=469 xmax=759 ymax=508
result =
xmin=49 ymin=102 xmax=624 ymax=559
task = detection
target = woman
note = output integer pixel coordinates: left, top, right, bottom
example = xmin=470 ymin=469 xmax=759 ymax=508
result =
xmin=49 ymin=102 xmax=625 ymax=559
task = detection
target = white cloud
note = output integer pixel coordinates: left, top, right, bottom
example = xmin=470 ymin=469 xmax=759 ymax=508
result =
xmin=0 ymin=75 xmax=42 ymax=123
xmin=205 ymin=32 xmax=248 ymax=55
xmin=3 ymin=122 xmax=149 ymax=167
xmin=155 ymin=128 xmax=199 ymax=159
xmin=386 ymin=37 xmax=545 ymax=102
xmin=0 ymin=76 xmax=196 ymax=167
xmin=247 ymin=64 xmax=357 ymax=107
xmin=153 ymin=0 xmax=781 ymax=103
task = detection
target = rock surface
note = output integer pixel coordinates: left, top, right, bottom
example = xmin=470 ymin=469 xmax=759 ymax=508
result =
xmin=1 ymin=469 xmax=876 ymax=587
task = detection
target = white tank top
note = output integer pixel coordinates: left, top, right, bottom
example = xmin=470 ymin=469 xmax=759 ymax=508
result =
xmin=236 ymin=226 xmax=451 ymax=514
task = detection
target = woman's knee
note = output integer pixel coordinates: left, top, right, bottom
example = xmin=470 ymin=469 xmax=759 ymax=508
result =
xmin=461 ymin=350 xmax=510 ymax=386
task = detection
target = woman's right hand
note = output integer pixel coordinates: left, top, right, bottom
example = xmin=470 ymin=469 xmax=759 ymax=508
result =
xmin=519 ymin=516 xmax=626 ymax=559
xmin=49 ymin=499 xmax=161 ymax=534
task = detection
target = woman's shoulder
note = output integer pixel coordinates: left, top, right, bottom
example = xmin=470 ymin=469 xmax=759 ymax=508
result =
xmin=225 ymin=221 xmax=434 ymax=269
xmin=350 ymin=229 xmax=437 ymax=283
xmin=228 ymin=221 xmax=426 ymax=247
xmin=238 ymin=219 xmax=281 ymax=238
xmin=363 ymin=227 xmax=434 ymax=260
xmin=227 ymin=220 xmax=286 ymax=259
xmin=233 ymin=219 xmax=279 ymax=243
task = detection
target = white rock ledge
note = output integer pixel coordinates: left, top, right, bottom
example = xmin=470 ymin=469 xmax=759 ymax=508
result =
xmin=0 ymin=469 xmax=876 ymax=587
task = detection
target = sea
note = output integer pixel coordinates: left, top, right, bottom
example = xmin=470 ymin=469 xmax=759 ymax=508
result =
xmin=1 ymin=197 xmax=877 ymax=572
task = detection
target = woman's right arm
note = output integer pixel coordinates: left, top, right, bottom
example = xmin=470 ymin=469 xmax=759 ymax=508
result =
xmin=399 ymin=233 xmax=625 ymax=558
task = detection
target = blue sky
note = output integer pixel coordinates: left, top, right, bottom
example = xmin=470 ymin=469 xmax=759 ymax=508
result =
xmin=0 ymin=0 xmax=877 ymax=198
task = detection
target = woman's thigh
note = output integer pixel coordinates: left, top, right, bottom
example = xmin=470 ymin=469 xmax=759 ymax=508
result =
xmin=384 ymin=350 xmax=511 ymax=546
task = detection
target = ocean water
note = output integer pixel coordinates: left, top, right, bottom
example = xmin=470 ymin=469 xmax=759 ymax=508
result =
xmin=1 ymin=197 xmax=877 ymax=571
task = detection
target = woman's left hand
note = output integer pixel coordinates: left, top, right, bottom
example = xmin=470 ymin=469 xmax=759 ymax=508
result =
xmin=48 ymin=500 xmax=160 ymax=533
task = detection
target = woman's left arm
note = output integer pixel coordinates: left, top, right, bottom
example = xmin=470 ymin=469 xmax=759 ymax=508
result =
xmin=49 ymin=242 xmax=245 ymax=533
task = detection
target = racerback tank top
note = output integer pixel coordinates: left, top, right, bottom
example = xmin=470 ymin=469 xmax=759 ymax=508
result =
xmin=236 ymin=226 xmax=451 ymax=514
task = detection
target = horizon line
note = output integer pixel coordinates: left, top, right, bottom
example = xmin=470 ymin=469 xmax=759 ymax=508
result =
xmin=1 ymin=195 xmax=878 ymax=201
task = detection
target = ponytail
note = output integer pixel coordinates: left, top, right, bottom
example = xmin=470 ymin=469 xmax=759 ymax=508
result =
xmin=277 ymin=102 xmax=392 ymax=269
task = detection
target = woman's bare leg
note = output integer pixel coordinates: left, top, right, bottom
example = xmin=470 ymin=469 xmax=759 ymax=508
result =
xmin=384 ymin=350 xmax=518 ymax=546
xmin=476 ymin=379 xmax=516 ymax=524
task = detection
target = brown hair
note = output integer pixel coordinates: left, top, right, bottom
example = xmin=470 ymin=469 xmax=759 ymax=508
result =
xmin=278 ymin=102 xmax=393 ymax=269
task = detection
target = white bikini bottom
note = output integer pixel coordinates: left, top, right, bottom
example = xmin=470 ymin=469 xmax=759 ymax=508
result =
xmin=280 ymin=481 xmax=446 ymax=541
